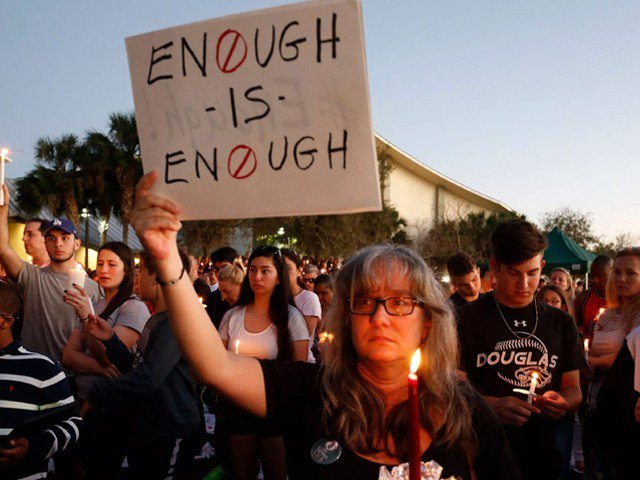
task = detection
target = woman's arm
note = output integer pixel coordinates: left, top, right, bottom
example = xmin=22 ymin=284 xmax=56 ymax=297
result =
xmin=303 ymin=315 xmax=319 ymax=338
xmin=61 ymin=329 xmax=119 ymax=378
xmin=130 ymin=171 xmax=267 ymax=417
xmin=292 ymin=340 xmax=309 ymax=361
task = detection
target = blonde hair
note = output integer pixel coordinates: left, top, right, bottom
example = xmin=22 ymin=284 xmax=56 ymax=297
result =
xmin=606 ymin=248 xmax=640 ymax=331
xmin=321 ymin=245 xmax=476 ymax=460
xmin=217 ymin=261 xmax=245 ymax=285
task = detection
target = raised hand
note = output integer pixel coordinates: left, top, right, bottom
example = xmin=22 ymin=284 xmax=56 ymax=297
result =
xmin=83 ymin=313 xmax=115 ymax=342
xmin=130 ymin=171 xmax=182 ymax=260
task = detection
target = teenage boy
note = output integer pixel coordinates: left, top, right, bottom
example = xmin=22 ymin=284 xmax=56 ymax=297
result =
xmin=458 ymin=220 xmax=583 ymax=479
xmin=0 ymin=283 xmax=82 ymax=479
xmin=574 ymin=255 xmax=613 ymax=336
xmin=82 ymin=249 xmax=202 ymax=479
xmin=0 ymin=187 xmax=102 ymax=363
xmin=446 ymin=251 xmax=483 ymax=308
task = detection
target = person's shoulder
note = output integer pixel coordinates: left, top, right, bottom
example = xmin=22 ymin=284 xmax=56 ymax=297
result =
xmin=626 ymin=324 xmax=640 ymax=345
xmin=287 ymin=304 xmax=306 ymax=321
xmin=6 ymin=345 xmax=63 ymax=377
xmin=119 ymin=296 xmax=151 ymax=315
xmin=458 ymin=293 xmax=493 ymax=325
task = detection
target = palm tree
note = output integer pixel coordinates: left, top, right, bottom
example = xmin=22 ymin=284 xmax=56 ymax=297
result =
xmin=16 ymin=134 xmax=86 ymax=226
xmin=83 ymin=131 xmax=122 ymax=245
xmin=105 ymin=113 xmax=142 ymax=244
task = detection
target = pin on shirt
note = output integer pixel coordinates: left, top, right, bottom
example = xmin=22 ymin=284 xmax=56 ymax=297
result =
xmin=310 ymin=438 xmax=342 ymax=465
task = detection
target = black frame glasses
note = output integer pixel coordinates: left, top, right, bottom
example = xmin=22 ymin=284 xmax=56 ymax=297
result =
xmin=349 ymin=296 xmax=420 ymax=316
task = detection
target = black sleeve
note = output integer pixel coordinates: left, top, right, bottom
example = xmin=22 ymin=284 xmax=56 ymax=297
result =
xmin=558 ymin=310 xmax=586 ymax=372
xmin=103 ymin=333 xmax=135 ymax=373
xmin=259 ymin=360 xmax=320 ymax=424
xmin=470 ymin=388 xmax=523 ymax=479
xmin=89 ymin=323 xmax=181 ymax=406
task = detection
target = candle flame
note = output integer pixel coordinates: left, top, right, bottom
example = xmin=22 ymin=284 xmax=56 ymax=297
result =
xmin=584 ymin=339 xmax=589 ymax=350
xmin=410 ymin=349 xmax=421 ymax=374
xmin=531 ymin=371 xmax=539 ymax=380
xmin=599 ymin=308 xmax=605 ymax=314
xmin=0 ymin=148 xmax=9 ymax=157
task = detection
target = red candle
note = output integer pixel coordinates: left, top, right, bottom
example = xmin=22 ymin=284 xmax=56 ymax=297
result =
xmin=408 ymin=348 xmax=421 ymax=480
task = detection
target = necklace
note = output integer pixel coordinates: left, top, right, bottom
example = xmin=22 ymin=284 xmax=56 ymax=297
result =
xmin=493 ymin=294 xmax=539 ymax=339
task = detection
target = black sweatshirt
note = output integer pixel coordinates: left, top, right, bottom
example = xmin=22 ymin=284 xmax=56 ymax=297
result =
xmin=88 ymin=311 xmax=201 ymax=441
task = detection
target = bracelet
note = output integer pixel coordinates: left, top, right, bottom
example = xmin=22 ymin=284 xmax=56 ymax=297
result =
xmin=156 ymin=266 xmax=187 ymax=286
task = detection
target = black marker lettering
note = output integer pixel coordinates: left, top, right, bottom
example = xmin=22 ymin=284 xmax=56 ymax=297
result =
xmin=229 ymin=87 xmax=238 ymax=128
xmin=181 ymin=34 xmax=207 ymax=77
xmin=147 ymin=42 xmax=174 ymax=85
xmin=294 ymin=136 xmax=316 ymax=170
xmin=195 ymin=149 xmax=218 ymax=180
xmin=244 ymin=86 xmax=271 ymax=124
xmin=316 ymin=13 xmax=339 ymax=62
xmin=165 ymin=151 xmax=188 ymax=184
xmin=268 ymin=136 xmax=288 ymax=170
xmin=255 ymin=25 xmax=276 ymax=68
xmin=328 ymin=130 xmax=348 ymax=169
xmin=279 ymin=21 xmax=306 ymax=61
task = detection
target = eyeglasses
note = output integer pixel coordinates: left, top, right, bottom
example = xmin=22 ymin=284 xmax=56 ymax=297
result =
xmin=0 ymin=312 xmax=20 ymax=321
xmin=350 ymin=296 xmax=420 ymax=316
xmin=303 ymin=277 xmax=315 ymax=284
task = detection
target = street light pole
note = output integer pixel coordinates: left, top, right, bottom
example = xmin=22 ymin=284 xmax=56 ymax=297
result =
xmin=81 ymin=208 xmax=90 ymax=269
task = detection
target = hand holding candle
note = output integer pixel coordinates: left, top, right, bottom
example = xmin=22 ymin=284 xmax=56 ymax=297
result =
xmin=408 ymin=348 xmax=421 ymax=480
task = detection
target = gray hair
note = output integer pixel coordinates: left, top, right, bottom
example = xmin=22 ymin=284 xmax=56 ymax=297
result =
xmin=321 ymin=244 xmax=476 ymax=460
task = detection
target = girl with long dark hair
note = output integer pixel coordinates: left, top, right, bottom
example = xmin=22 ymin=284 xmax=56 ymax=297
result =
xmin=218 ymin=245 xmax=308 ymax=480
xmin=62 ymin=241 xmax=150 ymax=399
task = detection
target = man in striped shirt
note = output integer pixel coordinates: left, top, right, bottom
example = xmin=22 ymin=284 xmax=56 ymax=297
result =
xmin=0 ymin=283 xmax=82 ymax=479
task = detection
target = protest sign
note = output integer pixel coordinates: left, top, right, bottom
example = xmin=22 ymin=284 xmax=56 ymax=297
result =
xmin=126 ymin=0 xmax=380 ymax=220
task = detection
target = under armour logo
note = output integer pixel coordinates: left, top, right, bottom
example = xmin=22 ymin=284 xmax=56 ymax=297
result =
xmin=514 ymin=320 xmax=527 ymax=327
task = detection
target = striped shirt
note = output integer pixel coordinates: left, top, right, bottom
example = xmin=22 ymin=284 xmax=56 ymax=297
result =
xmin=1 ymin=340 xmax=82 ymax=480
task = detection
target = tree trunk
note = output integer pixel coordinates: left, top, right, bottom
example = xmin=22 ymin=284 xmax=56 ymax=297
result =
xmin=119 ymin=175 xmax=135 ymax=246
xmin=63 ymin=192 xmax=80 ymax=228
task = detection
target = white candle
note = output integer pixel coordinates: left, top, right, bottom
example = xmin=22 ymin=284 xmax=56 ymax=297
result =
xmin=584 ymin=339 xmax=590 ymax=362
xmin=198 ymin=297 xmax=206 ymax=308
xmin=67 ymin=266 xmax=87 ymax=291
xmin=527 ymin=371 xmax=539 ymax=404
xmin=235 ymin=340 xmax=240 ymax=355
xmin=0 ymin=148 xmax=10 ymax=206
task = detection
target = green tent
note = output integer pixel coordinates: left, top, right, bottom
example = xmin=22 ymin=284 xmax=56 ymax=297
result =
xmin=543 ymin=227 xmax=597 ymax=274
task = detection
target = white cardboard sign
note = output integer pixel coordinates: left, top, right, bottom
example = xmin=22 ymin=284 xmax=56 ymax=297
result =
xmin=125 ymin=0 xmax=381 ymax=220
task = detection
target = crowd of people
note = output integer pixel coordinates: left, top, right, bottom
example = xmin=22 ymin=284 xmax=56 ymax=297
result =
xmin=1 ymin=173 xmax=639 ymax=480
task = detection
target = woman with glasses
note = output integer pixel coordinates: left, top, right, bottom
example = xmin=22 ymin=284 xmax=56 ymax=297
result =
xmin=129 ymin=171 xmax=519 ymax=479
xmin=282 ymin=249 xmax=323 ymax=363
xmin=217 ymin=245 xmax=309 ymax=480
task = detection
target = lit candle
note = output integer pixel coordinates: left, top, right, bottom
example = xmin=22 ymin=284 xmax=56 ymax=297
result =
xmin=235 ymin=340 xmax=240 ymax=355
xmin=595 ymin=308 xmax=605 ymax=323
xmin=198 ymin=297 xmax=206 ymax=308
xmin=584 ymin=339 xmax=590 ymax=362
xmin=0 ymin=148 xmax=12 ymax=206
xmin=408 ymin=348 xmax=421 ymax=480
xmin=527 ymin=371 xmax=539 ymax=404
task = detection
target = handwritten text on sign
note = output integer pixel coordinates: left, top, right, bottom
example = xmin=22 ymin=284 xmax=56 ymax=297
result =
xmin=126 ymin=0 xmax=380 ymax=220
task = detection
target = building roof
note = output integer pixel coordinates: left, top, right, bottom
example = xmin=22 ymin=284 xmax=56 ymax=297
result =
xmin=5 ymin=178 xmax=143 ymax=251
xmin=375 ymin=133 xmax=512 ymax=213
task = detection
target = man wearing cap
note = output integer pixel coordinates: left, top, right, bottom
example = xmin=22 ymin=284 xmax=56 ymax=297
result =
xmin=0 ymin=189 xmax=102 ymax=366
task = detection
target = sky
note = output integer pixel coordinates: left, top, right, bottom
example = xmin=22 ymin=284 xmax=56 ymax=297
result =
xmin=1 ymin=1 xmax=639 ymax=241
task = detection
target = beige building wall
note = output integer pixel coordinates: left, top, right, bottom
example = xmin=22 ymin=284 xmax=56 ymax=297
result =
xmin=377 ymin=134 xmax=511 ymax=242
xmin=387 ymin=164 xmax=437 ymax=238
